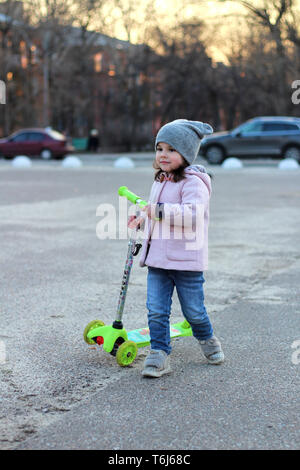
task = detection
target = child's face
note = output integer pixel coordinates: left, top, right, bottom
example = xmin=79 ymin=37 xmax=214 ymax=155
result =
xmin=155 ymin=142 xmax=184 ymax=172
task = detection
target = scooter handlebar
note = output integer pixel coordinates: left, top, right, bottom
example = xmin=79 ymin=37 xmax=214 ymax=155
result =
xmin=118 ymin=186 xmax=148 ymax=208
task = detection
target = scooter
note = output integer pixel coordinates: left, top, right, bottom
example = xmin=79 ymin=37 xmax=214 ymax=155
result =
xmin=83 ymin=186 xmax=193 ymax=367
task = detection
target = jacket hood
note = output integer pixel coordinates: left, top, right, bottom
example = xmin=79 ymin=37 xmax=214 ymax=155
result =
xmin=184 ymin=164 xmax=212 ymax=196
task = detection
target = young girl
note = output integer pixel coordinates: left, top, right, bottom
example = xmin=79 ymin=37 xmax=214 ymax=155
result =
xmin=128 ymin=119 xmax=224 ymax=378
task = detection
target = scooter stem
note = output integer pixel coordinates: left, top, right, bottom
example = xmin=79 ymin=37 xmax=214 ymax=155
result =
xmin=115 ymin=186 xmax=147 ymax=325
xmin=115 ymin=233 xmax=138 ymax=323
xmin=115 ymin=213 xmax=143 ymax=325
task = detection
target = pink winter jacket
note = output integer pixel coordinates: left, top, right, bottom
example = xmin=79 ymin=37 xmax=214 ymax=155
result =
xmin=139 ymin=165 xmax=211 ymax=271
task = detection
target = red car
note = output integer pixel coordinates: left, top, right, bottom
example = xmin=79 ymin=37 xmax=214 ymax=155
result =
xmin=0 ymin=128 xmax=74 ymax=160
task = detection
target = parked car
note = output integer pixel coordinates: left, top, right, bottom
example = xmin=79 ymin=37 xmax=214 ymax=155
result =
xmin=200 ymin=116 xmax=300 ymax=164
xmin=0 ymin=128 xmax=73 ymax=160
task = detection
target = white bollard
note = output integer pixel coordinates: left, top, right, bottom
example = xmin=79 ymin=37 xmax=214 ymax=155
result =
xmin=278 ymin=158 xmax=299 ymax=170
xmin=221 ymin=157 xmax=243 ymax=169
xmin=11 ymin=156 xmax=32 ymax=168
xmin=114 ymin=157 xmax=135 ymax=169
xmin=61 ymin=156 xmax=82 ymax=168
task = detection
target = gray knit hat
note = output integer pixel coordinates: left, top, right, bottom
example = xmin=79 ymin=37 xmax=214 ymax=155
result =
xmin=155 ymin=119 xmax=213 ymax=164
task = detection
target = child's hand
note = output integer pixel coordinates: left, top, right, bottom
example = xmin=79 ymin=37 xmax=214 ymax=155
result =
xmin=142 ymin=204 xmax=154 ymax=219
xmin=142 ymin=204 xmax=163 ymax=221
xmin=128 ymin=215 xmax=144 ymax=229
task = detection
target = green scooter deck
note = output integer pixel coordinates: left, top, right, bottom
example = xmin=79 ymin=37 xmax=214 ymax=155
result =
xmin=127 ymin=321 xmax=193 ymax=348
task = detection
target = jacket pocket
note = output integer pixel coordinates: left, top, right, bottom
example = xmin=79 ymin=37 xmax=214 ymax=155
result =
xmin=166 ymin=239 xmax=197 ymax=261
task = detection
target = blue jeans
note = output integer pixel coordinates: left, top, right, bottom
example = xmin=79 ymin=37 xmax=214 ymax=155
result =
xmin=146 ymin=267 xmax=213 ymax=355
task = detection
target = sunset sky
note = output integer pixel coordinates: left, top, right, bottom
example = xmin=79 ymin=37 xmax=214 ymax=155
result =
xmin=106 ymin=0 xmax=300 ymax=62
xmin=19 ymin=0 xmax=300 ymax=64
xmin=108 ymin=0 xmax=247 ymax=63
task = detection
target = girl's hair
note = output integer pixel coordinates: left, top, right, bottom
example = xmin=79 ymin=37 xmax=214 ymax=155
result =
xmin=153 ymin=157 xmax=189 ymax=182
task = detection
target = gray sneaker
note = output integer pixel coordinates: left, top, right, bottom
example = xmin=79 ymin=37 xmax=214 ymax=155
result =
xmin=142 ymin=349 xmax=171 ymax=378
xmin=199 ymin=336 xmax=224 ymax=364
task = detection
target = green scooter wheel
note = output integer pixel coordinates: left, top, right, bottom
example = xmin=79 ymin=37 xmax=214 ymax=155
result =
xmin=116 ymin=341 xmax=138 ymax=367
xmin=83 ymin=319 xmax=105 ymax=344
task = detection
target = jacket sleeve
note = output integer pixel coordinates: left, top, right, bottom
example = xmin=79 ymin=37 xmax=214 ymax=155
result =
xmin=159 ymin=176 xmax=210 ymax=229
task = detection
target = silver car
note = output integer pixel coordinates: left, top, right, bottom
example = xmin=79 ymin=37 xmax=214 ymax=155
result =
xmin=200 ymin=116 xmax=300 ymax=164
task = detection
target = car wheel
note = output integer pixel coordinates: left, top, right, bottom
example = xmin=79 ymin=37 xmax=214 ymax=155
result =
xmin=40 ymin=148 xmax=53 ymax=160
xmin=283 ymin=146 xmax=300 ymax=162
xmin=205 ymin=145 xmax=225 ymax=164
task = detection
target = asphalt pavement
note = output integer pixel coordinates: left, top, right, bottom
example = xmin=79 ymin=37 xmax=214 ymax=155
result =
xmin=0 ymin=153 xmax=299 ymax=450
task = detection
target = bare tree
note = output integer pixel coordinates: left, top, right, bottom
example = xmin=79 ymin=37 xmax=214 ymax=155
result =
xmin=221 ymin=0 xmax=296 ymax=113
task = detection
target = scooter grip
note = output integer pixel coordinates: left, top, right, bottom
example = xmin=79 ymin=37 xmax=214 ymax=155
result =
xmin=118 ymin=186 xmax=148 ymax=208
